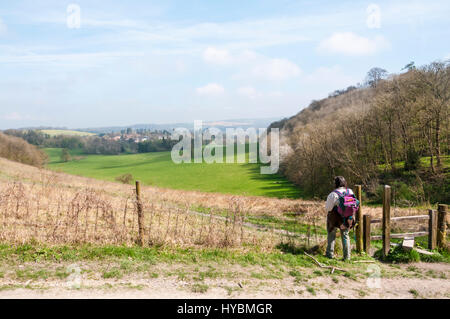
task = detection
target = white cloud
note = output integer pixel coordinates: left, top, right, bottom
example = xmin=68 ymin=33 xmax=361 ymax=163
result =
xmin=301 ymin=65 xmax=360 ymax=98
xmin=318 ymin=32 xmax=389 ymax=56
xmin=237 ymin=87 xmax=260 ymax=99
xmin=196 ymin=83 xmax=225 ymax=96
xmin=267 ymin=91 xmax=283 ymax=98
xmin=203 ymin=47 xmax=301 ymax=82
xmin=0 ymin=51 xmax=144 ymax=67
xmin=237 ymin=87 xmax=284 ymax=99
xmin=3 ymin=112 xmax=22 ymax=121
xmin=1 ymin=112 xmax=48 ymax=122
xmin=201 ymin=47 xmax=301 ymax=81
xmin=203 ymin=47 xmax=233 ymax=65
xmin=252 ymin=58 xmax=301 ymax=80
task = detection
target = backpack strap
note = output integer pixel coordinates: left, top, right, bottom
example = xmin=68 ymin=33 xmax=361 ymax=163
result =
xmin=334 ymin=189 xmax=343 ymax=197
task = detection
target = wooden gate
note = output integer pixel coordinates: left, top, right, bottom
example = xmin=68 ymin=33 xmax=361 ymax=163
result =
xmin=361 ymin=185 xmax=447 ymax=258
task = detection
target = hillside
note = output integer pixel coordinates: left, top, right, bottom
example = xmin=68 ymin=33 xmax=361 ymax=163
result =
xmin=271 ymin=61 xmax=450 ymax=205
xmin=273 ymin=87 xmax=374 ymax=135
xmin=0 ymin=132 xmax=47 ymax=167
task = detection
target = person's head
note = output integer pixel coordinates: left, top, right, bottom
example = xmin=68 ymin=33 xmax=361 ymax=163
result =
xmin=334 ymin=176 xmax=347 ymax=188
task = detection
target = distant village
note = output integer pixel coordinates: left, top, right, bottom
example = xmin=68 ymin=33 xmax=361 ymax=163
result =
xmin=101 ymin=128 xmax=172 ymax=143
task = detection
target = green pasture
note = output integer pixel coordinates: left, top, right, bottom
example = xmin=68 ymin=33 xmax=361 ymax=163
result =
xmin=44 ymin=148 xmax=301 ymax=198
xmin=40 ymin=130 xmax=96 ymax=137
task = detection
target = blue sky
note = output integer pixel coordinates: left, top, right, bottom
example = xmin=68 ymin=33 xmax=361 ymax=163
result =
xmin=0 ymin=0 xmax=449 ymax=129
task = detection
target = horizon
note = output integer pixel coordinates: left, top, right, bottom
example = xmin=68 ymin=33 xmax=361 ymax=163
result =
xmin=1 ymin=0 xmax=449 ymax=129
xmin=3 ymin=115 xmax=281 ymax=131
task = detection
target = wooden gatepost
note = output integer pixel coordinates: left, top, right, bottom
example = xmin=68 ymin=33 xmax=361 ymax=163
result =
xmin=135 ymin=180 xmax=144 ymax=246
xmin=428 ymin=209 xmax=437 ymax=250
xmin=363 ymin=214 xmax=371 ymax=254
xmin=355 ymin=185 xmax=363 ymax=253
xmin=382 ymin=185 xmax=391 ymax=259
xmin=437 ymin=204 xmax=448 ymax=249
xmin=362 ymin=184 xmax=445 ymax=257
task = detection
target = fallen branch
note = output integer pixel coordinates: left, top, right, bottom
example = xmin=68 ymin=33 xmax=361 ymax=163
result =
xmin=304 ymin=252 xmax=348 ymax=273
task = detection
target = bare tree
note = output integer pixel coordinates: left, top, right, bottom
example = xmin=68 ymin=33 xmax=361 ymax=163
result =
xmin=366 ymin=67 xmax=388 ymax=88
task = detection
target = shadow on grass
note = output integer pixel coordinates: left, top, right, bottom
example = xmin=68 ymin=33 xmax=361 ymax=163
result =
xmin=276 ymin=242 xmax=323 ymax=256
xmin=242 ymin=163 xmax=302 ymax=199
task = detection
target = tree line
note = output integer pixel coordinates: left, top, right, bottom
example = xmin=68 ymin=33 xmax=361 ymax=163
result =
xmin=2 ymin=130 xmax=177 ymax=155
xmin=278 ymin=60 xmax=449 ymax=205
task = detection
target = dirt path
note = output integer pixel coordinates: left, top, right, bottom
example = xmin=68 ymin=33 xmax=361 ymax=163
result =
xmin=1 ymin=262 xmax=448 ymax=299
xmin=187 ymin=209 xmax=307 ymax=238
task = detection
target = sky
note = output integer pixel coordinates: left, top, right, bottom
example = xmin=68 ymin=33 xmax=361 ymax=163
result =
xmin=0 ymin=0 xmax=449 ymax=129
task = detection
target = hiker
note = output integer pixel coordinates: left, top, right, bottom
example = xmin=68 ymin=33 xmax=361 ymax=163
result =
xmin=325 ymin=176 xmax=359 ymax=261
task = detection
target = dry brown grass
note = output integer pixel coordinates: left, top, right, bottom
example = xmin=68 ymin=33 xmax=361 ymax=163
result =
xmin=0 ymin=157 xmax=428 ymax=249
xmin=0 ymin=157 xmax=298 ymax=249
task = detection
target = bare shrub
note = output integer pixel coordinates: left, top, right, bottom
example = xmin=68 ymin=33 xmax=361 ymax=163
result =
xmin=115 ymin=173 xmax=134 ymax=184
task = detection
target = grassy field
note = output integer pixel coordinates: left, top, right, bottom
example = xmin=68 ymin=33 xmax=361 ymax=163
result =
xmin=40 ymin=130 xmax=96 ymax=137
xmin=44 ymin=148 xmax=301 ymax=198
xmin=0 ymin=155 xmax=448 ymax=298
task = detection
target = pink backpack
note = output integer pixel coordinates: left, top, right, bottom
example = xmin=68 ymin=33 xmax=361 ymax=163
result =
xmin=334 ymin=189 xmax=360 ymax=218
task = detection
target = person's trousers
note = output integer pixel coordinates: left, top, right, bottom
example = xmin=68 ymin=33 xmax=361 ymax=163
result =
xmin=326 ymin=227 xmax=351 ymax=260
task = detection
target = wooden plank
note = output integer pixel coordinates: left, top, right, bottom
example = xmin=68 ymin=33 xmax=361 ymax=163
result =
xmin=363 ymin=214 xmax=371 ymax=254
xmin=402 ymin=237 xmax=414 ymax=251
xmin=428 ymin=209 xmax=437 ymax=250
xmin=391 ymin=215 xmax=429 ymax=221
xmin=437 ymin=204 xmax=447 ymax=249
xmin=371 ymin=232 xmax=428 ymax=240
xmin=390 ymin=242 xmax=434 ymax=256
xmin=382 ymin=185 xmax=391 ymax=259
xmin=371 ymin=215 xmax=429 ymax=224
xmin=355 ymin=185 xmax=363 ymax=253
xmin=415 ymin=247 xmax=434 ymax=256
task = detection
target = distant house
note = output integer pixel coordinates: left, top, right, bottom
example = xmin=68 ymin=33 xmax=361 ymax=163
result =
xmin=101 ymin=133 xmax=160 ymax=144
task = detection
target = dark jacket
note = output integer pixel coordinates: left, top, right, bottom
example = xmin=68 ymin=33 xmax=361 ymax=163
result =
xmin=327 ymin=207 xmax=355 ymax=233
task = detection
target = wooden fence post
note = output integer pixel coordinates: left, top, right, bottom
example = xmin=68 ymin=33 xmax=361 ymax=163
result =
xmin=135 ymin=180 xmax=144 ymax=246
xmin=363 ymin=214 xmax=371 ymax=254
xmin=428 ymin=209 xmax=437 ymax=250
xmin=382 ymin=185 xmax=391 ymax=259
xmin=437 ymin=204 xmax=447 ymax=250
xmin=355 ymin=185 xmax=363 ymax=253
